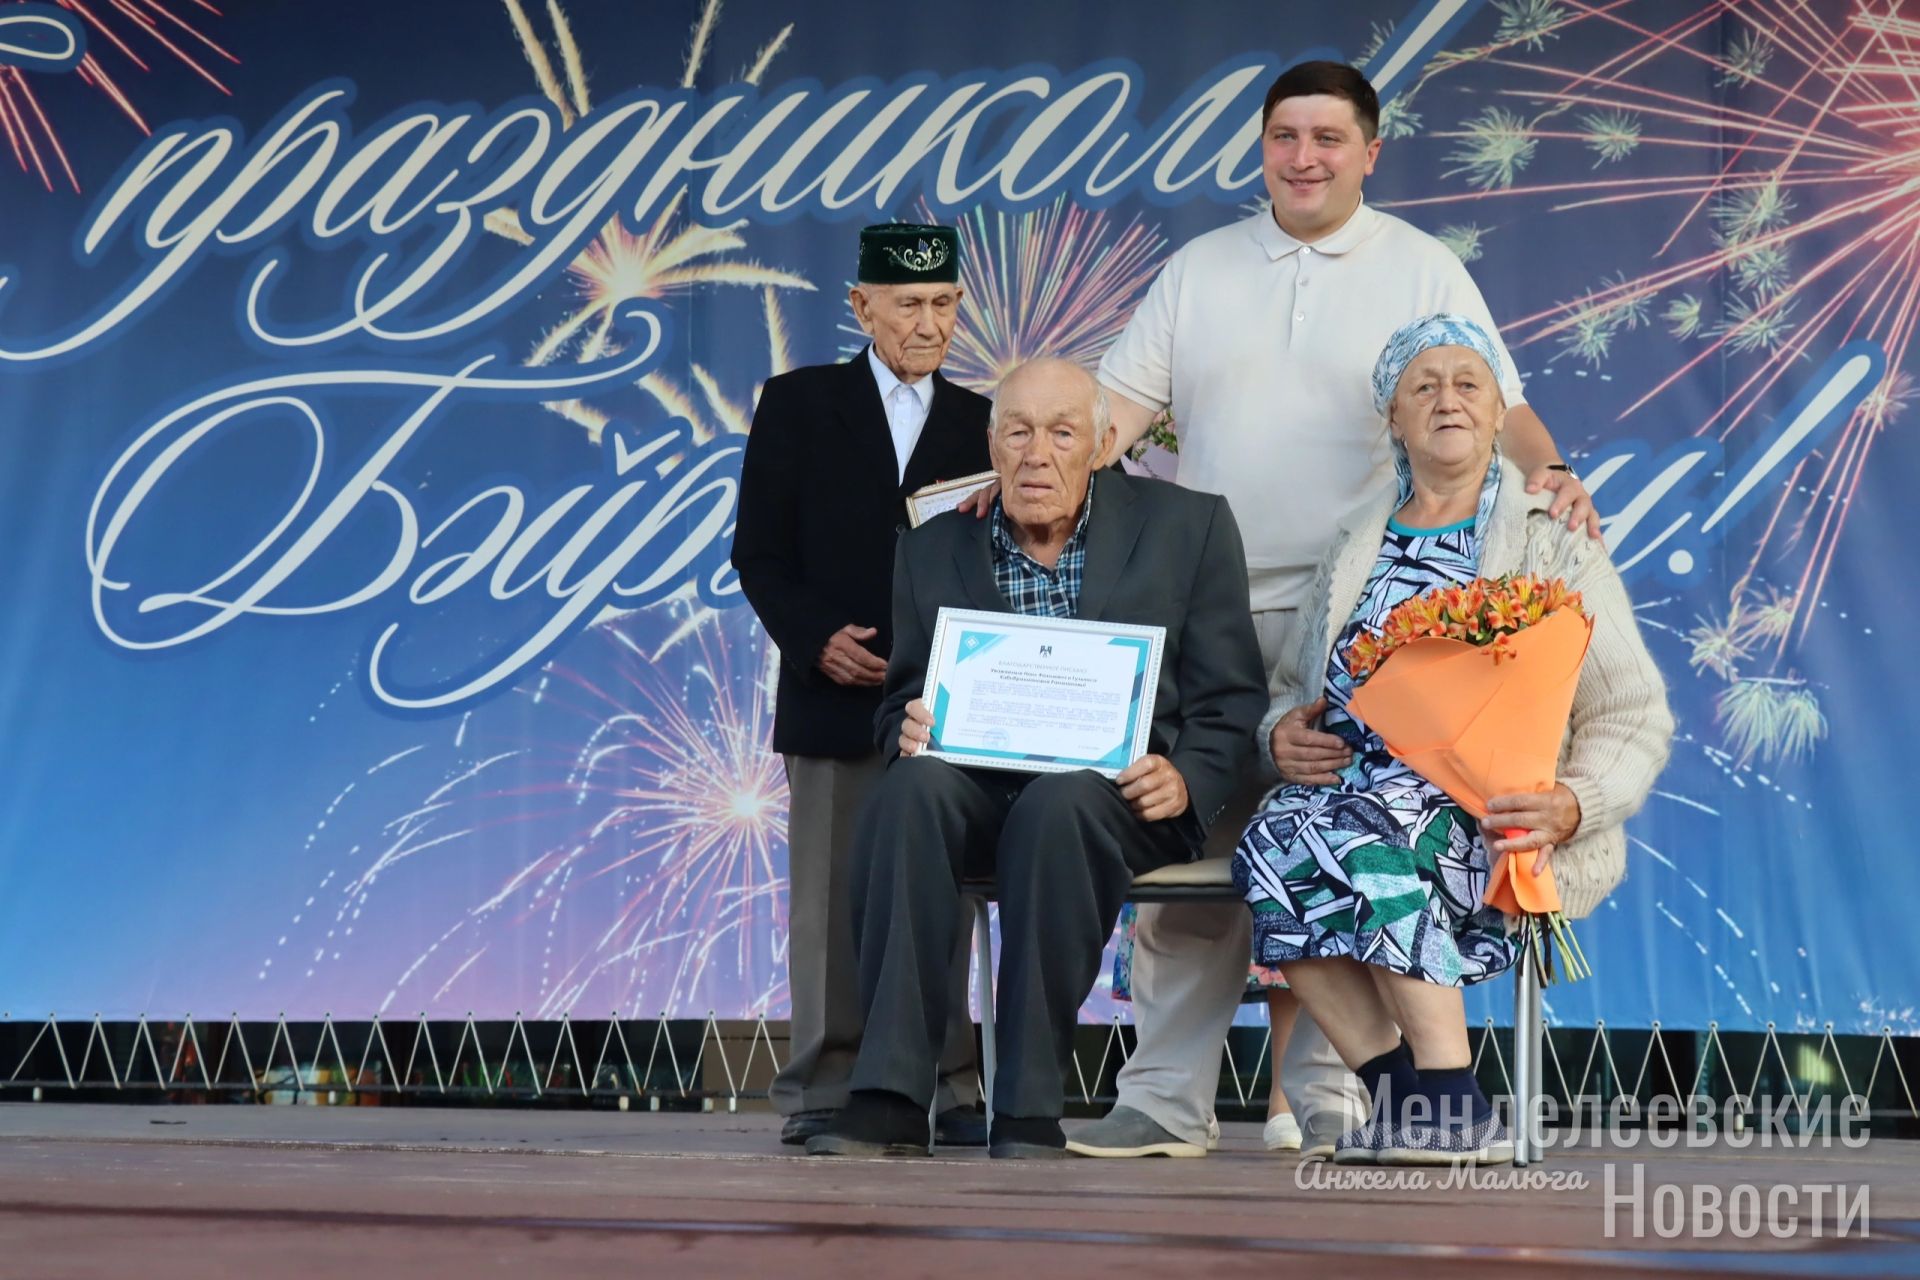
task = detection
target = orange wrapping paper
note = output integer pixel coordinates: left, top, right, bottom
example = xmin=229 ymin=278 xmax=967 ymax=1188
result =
xmin=1345 ymin=608 xmax=1593 ymax=916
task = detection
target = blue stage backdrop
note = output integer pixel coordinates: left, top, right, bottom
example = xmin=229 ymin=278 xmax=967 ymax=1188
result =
xmin=0 ymin=0 xmax=1911 ymax=1033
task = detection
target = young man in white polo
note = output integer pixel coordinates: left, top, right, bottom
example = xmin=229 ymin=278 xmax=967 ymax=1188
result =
xmin=1067 ymin=59 xmax=1596 ymax=1159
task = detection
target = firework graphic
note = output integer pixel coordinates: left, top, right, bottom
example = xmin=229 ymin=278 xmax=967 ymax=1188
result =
xmin=838 ymin=196 xmax=1169 ymax=394
xmin=522 ymin=615 xmax=790 ymax=1018
xmin=1377 ymin=0 xmax=1920 ymax=762
xmin=938 ymin=196 xmax=1169 ymax=392
xmin=277 ymin=613 xmax=791 ymax=1021
xmin=1686 ymin=585 xmax=1831 ymax=765
xmin=488 ymin=192 xmax=812 ymax=382
xmin=489 ymin=0 xmax=812 ymax=440
xmin=251 ymin=0 xmax=816 ymax=1020
xmin=486 ymin=0 xmax=806 ymax=646
xmin=1 ymin=0 xmax=236 ymax=192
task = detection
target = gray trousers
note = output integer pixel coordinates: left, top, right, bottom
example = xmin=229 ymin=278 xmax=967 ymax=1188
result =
xmin=848 ymin=761 xmax=1188 ymax=1118
xmin=1114 ymin=609 xmax=1369 ymax=1145
xmin=772 ymin=752 xmax=978 ymax=1116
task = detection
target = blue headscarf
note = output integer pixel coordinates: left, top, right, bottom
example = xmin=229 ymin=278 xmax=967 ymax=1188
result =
xmin=1369 ymin=313 xmax=1505 ymax=418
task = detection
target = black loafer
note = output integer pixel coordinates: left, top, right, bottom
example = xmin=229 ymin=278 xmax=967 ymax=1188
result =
xmin=779 ymin=1109 xmax=837 ymax=1145
xmin=989 ymin=1115 xmax=1069 ymax=1159
xmin=804 ymin=1131 xmax=930 ymax=1158
xmin=934 ymin=1105 xmax=989 ymax=1147
xmin=804 ymin=1090 xmax=930 ymax=1158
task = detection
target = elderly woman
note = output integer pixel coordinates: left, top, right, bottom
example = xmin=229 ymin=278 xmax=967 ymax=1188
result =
xmin=1234 ymin=314 xmax=1672 ymax=1166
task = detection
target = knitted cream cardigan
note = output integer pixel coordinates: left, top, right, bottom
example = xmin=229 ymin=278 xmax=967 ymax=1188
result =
xmin=1256 ymin=457 xmax=1675 ymax=919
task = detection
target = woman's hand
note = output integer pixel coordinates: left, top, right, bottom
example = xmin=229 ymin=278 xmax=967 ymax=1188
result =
xmin=1482 ymin=784 xmax=1583 ymax=877
xmin=1269 ymin=697 xmax=1352 ymax=785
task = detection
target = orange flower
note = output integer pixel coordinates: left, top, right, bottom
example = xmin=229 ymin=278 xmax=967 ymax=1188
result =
xmin=1349 ymin=575 xmax=1589 ymax=685
xmin=1348 ymin=633 xmax=1383 ymax=680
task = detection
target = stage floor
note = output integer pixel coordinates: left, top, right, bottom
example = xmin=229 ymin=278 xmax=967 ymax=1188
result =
xmin=0 ymin=1103 xmax=1915 ymax=1277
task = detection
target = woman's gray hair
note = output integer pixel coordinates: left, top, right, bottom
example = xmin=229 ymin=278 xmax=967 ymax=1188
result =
xmin=986 ymin=358 xmax=1112 ymax=438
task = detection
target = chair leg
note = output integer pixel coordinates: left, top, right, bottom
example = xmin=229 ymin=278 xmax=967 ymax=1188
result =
xmin=1512 ymin=959 xmax=1542 ymax=1166
xmin=970 ymin=896 xmax=996 ymax=1134
xmin=1526 ymin=969 xmax=1546 ymax=1162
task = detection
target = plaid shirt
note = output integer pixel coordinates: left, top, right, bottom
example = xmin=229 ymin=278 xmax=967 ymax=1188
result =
xmin=990 ymin=474 xmax=1095 ymax=618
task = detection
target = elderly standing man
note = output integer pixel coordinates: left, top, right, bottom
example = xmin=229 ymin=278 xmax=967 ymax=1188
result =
xmin=806 ymin=358 xmax=1268 ymax=1160
xmin=1054 ymin=60 xmax=1603 ymax=1161
xmin=733 ymin=224 xmax=994 ymax=1150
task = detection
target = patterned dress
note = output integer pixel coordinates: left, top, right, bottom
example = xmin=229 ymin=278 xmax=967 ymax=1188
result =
xmin=1233 ymin=466 xmax=1516 ymax=988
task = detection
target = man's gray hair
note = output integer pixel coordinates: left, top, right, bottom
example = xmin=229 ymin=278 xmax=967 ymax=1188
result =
xmin=987 ymin=357 xmax=1112 ymax=438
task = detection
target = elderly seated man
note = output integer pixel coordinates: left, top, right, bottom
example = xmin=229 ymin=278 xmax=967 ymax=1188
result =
xmin=806 ymin=357 xmax=1268 ymax=1160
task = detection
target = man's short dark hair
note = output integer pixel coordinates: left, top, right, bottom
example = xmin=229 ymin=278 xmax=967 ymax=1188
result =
xmin=1261 ymin=61 xmax=1381 ymax=141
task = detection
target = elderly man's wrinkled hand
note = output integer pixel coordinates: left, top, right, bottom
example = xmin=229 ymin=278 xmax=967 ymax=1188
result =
xmin=954 ymin=478 xmax=1000 ymax=519
xmin=818 ymin=624 xmax=889 ymax=687
xmin=1116 ymin=754 xmax=1189 ymax=822
xmin=1526 ymin=466 xmax=1602 ymax=541
xmin=1482 ymin=784 xmax=1583 ymax=877
xmin=1270 ymin=697 xmax=1352 ymax=785
xmin=896 ymin=698 xmax=936 ymax=759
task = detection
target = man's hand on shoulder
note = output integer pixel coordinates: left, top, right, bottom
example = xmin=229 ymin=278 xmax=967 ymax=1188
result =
xmin=954 ymin=479 xmax=999 ymax=519
xmin=818 ymin=624 xmax=888 ymax=687
xmin=1525 ymin=464 xmax=1603 ymax=541
xmin=1116 ymin=754 xmax=1189 ymax=822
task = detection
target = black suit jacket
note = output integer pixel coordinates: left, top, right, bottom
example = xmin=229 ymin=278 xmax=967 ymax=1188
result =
xmin=733 ymin=350 xmax=993 ymax=757
xmin=877 ymin=471 xmax=1268 ymax=846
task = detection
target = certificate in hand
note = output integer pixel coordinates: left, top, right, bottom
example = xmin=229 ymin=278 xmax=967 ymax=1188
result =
xmin=920 ymin=608 xmax=1165 ymax=778
xmin=905 ymin=471 xmax=997 ymax=527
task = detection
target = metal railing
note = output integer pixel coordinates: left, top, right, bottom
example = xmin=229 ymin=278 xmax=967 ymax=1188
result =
xmin=3 ymin=1012 xmax=1913 ymax=1129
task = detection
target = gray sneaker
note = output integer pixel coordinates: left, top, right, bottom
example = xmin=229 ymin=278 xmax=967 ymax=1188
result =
xmin=1301 ymin=1111 xmax=1354 ymax=1160
xmin=1064 ymin=1105 xmax=1207 ymax=1158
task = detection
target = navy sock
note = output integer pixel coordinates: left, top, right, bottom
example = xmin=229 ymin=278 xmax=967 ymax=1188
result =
xmin=1408 ymin=1065 xmax=1493 ymax=1130
xmin=1356 ymin=1041 xmax=1420 ymax=1127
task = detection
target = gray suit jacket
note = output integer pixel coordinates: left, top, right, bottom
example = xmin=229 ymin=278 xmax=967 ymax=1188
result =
xmin=876 ymin=470 xmax=1267 ymax=847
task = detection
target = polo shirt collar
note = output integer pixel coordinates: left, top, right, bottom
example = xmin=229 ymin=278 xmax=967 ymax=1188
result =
xmin=867 ymin=345 xmax=934 ymax=413
xmin=1249 ymin=198 xmax=1381 ymax=261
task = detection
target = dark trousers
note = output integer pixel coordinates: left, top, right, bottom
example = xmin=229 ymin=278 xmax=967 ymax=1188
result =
xmin=772 ymin=753 xmax=978 ymax=1116
xmin=848 ymin=759 xmax=1193 ymax=1119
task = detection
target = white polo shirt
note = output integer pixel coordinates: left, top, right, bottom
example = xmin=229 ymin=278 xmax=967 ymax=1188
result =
xmin=1098 ymin=200 xmax=1526 ymax=612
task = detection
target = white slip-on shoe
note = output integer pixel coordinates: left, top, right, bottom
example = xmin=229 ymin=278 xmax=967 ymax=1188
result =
xmin=1262 ymin=1112 xmax=1303 ymax=1152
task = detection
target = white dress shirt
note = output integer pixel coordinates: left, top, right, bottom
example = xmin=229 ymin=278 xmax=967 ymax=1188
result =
xmin=1098 ymin=200 xmax=1527 ymax=612
xmin=868 ymin=346 xmax=934 ymax=484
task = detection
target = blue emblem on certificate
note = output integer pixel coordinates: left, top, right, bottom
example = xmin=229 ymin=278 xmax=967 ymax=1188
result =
xmin=921 ymin=608 xmax=1166 ymax=777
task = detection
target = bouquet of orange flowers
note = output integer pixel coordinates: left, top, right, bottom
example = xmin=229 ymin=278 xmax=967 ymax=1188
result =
xmin=1346 ymin=574 xmax=1594 ymax=983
